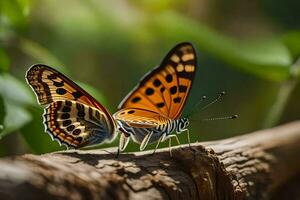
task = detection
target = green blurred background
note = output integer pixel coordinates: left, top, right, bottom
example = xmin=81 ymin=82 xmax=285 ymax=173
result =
xmin=0 ymin=0 xmax=299 ymax=156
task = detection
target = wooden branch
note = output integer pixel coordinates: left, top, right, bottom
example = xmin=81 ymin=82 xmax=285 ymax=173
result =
xmin=1 ymin=121 xmax=300 ymax=200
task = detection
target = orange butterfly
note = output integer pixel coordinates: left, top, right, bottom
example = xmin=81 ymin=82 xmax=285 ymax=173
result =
xmin=26 ymin=65 xmax=117 ymax=148
xmin=114 ymin=42 xmax=196 ymax=153
xmin=26 ymin=42 xmax=196 ymax=153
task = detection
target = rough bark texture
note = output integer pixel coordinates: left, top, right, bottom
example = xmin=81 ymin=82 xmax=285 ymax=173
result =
xmin=0 ymin=121 xmax=300 ymax=200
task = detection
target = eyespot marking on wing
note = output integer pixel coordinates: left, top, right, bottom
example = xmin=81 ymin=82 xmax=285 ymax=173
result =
xmin=131 ymin=96 xmax=141 ymax=103
xmin=170 ymin=86 xmax=177 ymax=95
xmin=173 ymin=97 xmax=181 ymax=103
xmin=56 ymin=88 xmax=67 ymax=95
xmin=156 ymin=102 xmax=165 ymax=108
xmin=153 ymin=79 xmax=161 ymax=87
xmin=145 ymin=88 xmax=154 ymax=96
xmin=165 ymin=74 xmax=173 ymax=83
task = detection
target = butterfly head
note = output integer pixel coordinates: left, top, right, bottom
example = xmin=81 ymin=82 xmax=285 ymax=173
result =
xmin=177 ymin=118 xmax=189 ymax=132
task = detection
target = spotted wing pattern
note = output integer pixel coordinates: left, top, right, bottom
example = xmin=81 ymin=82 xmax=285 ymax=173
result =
xmin=26 ymin=65 xmax=109 ymax=111
xmin=26 ymin=64 xmax=116 ymax=148
xmin=44 ymin=100 xmax=115 ymax=148
xmin=114 ymin=108 xmax=170 ymax=128
xmin=118 ymin=42 xmax=196 ymax=119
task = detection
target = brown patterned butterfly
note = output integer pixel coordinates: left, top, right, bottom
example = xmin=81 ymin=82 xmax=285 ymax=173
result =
xmin=114 ymin=42 xmax=196 ymax=154
xmin=26 ymin=64 xmax=117 ymax=148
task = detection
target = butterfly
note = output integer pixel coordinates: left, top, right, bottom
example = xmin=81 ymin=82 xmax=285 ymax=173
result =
xmin=26 ymin=64 xmax=117 ymax=148
xmin=26 ymin=42 xmax=196 ymax=153
xmin=113 ymin=42 xmax=196 ymax=153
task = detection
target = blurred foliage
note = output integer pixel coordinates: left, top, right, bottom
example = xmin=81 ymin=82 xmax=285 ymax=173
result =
xmin=282 ymin=31 xmax=300 ymax=60
xmin=151 ymin=12 xmax=294 ymax=81
xmin=20 ymin=38 xmax=65 ymax=68
xmin=20 ymin=106 xmax=64 ymax=153
xmin=261 ymin=0 xmax=300 ymax=29
xmin=0 ymin=48 xmax=10 ymax=73
xmin=0 ymin=74 xmax=33 ymax=137
xmin=0 ymin=0 xmax=299 ymax=155
xmin=0 ymin=0 xmax=30 ymax=33
xmin=0 ymin=96 xmax=4 ymax=133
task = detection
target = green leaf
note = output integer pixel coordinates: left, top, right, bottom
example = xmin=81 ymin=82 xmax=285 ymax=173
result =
xmin=0 ymin=74 xmax=34 ymax=137
xmin=233 ymin=39 xmax=292 ymax=80
xmin=0 ymin=95 xmax=5 ymax=134
xmin=130 ymin=0 xmax=183 ymax=12
xmin=0 ymin=48 xmax=10 ymax=73
xmin=282 ymin=31 xmax=300 ymax=60
xmin=16 ymin=0 xmax=32 ymax=16
xmin=0 ymin=102 xmax=31 ymax=138
xmin=0 ymin=73 xmax=35 ymax=106
xmin=152 ymin=12 xmax=293 ymax=81
xmin=0 ymin=0 xmax=29 ymax=33
xmin=20 ymin=106 xmax=64 ymax=154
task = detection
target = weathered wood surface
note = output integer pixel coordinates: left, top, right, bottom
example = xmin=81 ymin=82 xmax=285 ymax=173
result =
xmin=0 ymin=121 xmax=300 ymax=200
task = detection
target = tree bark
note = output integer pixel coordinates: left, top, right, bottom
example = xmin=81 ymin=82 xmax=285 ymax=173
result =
xmin=0 ymin=121 xmax=300 ymax=200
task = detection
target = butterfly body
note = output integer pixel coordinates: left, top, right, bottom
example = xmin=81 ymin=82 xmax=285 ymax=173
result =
xmin=114 ymin=109 xmax=189 ymax=145
xmin=115 ymin=42 xmax=196 ymax=151
xmin=26 ymin=64 xmax=117 ymax=148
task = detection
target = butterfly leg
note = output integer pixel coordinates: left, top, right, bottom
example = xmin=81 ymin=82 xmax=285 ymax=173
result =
xmin=168 ymin=137 xmax=173 ymax=157
xmin=116 ymin=132 xmax=131 ymax=158
xmin=152 ymin=134 xmax=165 ymax=155
xmin=167 ymin=134 xmax=182 ymax=156
xmin=184 ymin=129 xmax=196 ymax=152
xmin=174 ymin=134 xmax=182 ymax=148
xmin=140 ymin=131 xmax=154 ymax=151
xmin=119 ymin=133 xmax=131 ymax=151
xmin=185 ymin=129 xmax=192 ymax=149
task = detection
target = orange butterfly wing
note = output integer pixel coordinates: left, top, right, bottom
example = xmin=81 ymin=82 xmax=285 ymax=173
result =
xmin=114 ymin=108 xmax=170 ymax=128
xmin=26 ymin=64 xmax=116 ymax=148
xmin=118 ymin=42 xmax=196 ymax=119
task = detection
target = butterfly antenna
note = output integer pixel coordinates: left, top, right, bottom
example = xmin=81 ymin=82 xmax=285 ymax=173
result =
xmin=198 ymin=91 xmax=226 ymax=112
xmin=187 ymin=91 xmax=226 ymax=118
xmin=198 ymin=114 xmax=238 ymax=122
xmin=186 ymin=95 xmax=207 ymax=118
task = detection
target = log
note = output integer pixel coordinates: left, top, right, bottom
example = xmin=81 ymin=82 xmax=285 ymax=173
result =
xmin=0 ymin=121 xmax=300 ymax=200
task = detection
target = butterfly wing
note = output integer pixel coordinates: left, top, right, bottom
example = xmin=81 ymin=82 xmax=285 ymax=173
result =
xmin=44 ymin=100 xmax=116 ymax=148
xmin=26 ymin=64 xmax=106 ymax=109
xmin=118 ymin=42 xmax=196 ymax=119
xmin=114 ymin=108 xmax=169 ymax=128
xmin=26 ymin=64 xmax=116 ymax=148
